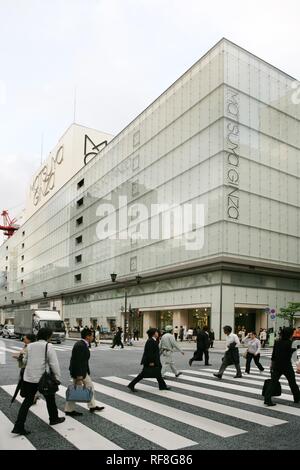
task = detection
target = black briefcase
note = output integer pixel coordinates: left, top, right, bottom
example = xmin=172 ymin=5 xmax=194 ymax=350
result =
xmin=262 ymin=379 xmax=281 ymax=397
xmin=143 ymin=366 xmax=161 ymax=378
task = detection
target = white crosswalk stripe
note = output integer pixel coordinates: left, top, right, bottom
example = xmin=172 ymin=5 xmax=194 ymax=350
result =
xmin=1 ymin=364 xmax=300 ymax=450
xmin=92 ymin=379 xmax=245 ymax=437
xmin=57 ymin=385 xmax=196 ymax=449
xmin=205 ymin=367 xmax=300 ymax=384
xmin=166 ymin=371 xmax=295 ymax=400
xmin=139 ymin=376 xmax=300 ymax=417
xmin=0 ymin=346 xmax=21 ymax=354
xmin=2 ymin=385 xmax=122 ymax=450
xmin=120 ymin=376 xmax=286 ymax=427
xmin=0 ymin=410 xmax=36 ymax=450
xmin=197 ymin=368 xmax=299 ymax=390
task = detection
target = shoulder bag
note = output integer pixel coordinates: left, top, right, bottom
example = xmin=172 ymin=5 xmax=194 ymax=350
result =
xmin=38 ymin=343 xmax=60 ymax=396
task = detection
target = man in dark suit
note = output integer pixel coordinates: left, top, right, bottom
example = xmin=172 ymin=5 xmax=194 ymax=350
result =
xmin=189 ymin=325 xmax=211 ymax=366
xmin=64 ymin=328 xmax=104 ymax=416
xmin=264 ymin=326 xmax=300 ymax=406
xmin=128 ymin=328 xmax=171 ymax=392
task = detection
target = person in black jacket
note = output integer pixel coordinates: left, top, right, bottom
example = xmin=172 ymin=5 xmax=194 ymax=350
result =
xmin=128 ymin=328 xmax=171 ymax=392
xmin=264 ymin=326 xmax=300 ymax=406
xmin=64 ymin=328 xmax=104 ymax=416
xmin=209 ymin=329 xmax=215 ymax=348
xmin=111 ymin=327 xmax=124 ymax=348
xmin=189 ymin=325 xmax=211 ymax=366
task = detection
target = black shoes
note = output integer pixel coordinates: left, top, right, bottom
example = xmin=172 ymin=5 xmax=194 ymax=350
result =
xmin=188 ymin=359 xmax=193 ymax=367
xmin=12 ymin=426 xmax=31 ymax=436
xmin=89 ymin=406 xmax=105 ymax=413
xmin=159 ymin=386 xmax=171 ymax=391
xmin=233 ymin=375 xmax=242 ymax=378
xmin=264 ymin=401 xmax=276 ymax=407
xmin=213 ymin=373 xmax=222 ymax=379
xmin=65 ymin=410 xmax=83 ymax=417
xmin=205 ymin=364 xmax=212 ymax=366
xmin=175 ymin=372 xmax=182 ymax=378
xmin=50 ymin=417 xmax=65 ymax=426
xmin=127 ymin=384 xmax=137 ymax=392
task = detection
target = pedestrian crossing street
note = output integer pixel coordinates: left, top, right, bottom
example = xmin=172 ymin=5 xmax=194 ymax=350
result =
xmin=1 ymin=365 xmax=300 ymax=450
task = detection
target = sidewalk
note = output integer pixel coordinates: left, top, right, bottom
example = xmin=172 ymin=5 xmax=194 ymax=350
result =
xmin=66 ymin=335 xmax=227 ymax=350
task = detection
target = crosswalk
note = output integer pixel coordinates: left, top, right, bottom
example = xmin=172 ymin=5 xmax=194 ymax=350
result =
xmin=0 ymin=341 xmax=144 ymax=354
xmin=1 ymin=365 xmax=300 ymax=450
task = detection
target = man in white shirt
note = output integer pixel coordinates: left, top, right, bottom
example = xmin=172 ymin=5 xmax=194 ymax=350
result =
xmin=213 ymin=325 xmax=242 ymax=379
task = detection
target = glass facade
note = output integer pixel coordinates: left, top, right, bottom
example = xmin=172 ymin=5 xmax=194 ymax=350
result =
xmin=1 ymin=39 xmax=300 ymax=336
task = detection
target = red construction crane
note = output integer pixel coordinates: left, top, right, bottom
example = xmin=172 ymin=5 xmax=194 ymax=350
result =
xmin=0 ymin=210 xmax=19 ymax=238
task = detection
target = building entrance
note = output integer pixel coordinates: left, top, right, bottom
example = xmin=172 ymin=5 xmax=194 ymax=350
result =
xmin=234 ymin=307 xmax=267 ymax=335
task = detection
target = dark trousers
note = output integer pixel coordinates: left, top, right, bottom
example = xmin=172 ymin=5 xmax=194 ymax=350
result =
xmin=210 ymin=341 xmax=214 ymax=348
xmin=264 ymin=365 xmax=300 ymax=403
xmin=174 ymin=333 xmax=178 ymax=341
xmin=133 ymin=333 xmax=139 ymax=341
xmin=191 ymin=348 xmax=209 ymax=365
xmin=129 ymin=369 xmax=167 ymax=390
xmin=245 ymin=353 xmax=264 ymax=373
xmin=218 ymin=355 xmax=242 ymax=377
xmin=111 ymin=338 xmax=124 ymax=348
xmin=15 ymin=381 xmax=58 ymax=429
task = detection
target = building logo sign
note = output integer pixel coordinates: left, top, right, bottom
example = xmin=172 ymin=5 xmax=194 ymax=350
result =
xmin=30 ymin=146 xmax=64 ymax=206
xmin=225 ymin=88 xmax=240 ymax=220
xmin=83 ymin=135 xmax=108 ymax=166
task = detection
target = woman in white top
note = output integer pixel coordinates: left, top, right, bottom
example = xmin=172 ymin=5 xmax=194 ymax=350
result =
xmin=243 ymin=331 xmax=264 ymax=374
xmin=12 ymin=327 xmax=65 ymax=436
xmin=259 ymin=329 xmax=267 ymax=348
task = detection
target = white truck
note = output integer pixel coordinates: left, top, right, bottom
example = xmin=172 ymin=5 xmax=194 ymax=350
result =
xmin=14 ymin=309 xmax=66 ymax=343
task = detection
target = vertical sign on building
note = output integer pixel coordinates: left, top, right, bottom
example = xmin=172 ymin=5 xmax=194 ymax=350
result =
xmin=225 ymin=88 xmax=240 ymax=220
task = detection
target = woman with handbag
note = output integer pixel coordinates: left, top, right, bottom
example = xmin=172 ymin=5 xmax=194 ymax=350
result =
xmin=12 ymin=328 xmax=65 ymax=436
xmin=242 ymin=331 xmax=264 ymax=374
xmin=128 ymin=328 xmax=171 ymax=392
xmin=264 ymin=327 xmax=300 ymax=406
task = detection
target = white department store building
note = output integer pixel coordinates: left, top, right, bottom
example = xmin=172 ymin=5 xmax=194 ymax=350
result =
xmin=1 ymin=38 xmax=300 ymax=339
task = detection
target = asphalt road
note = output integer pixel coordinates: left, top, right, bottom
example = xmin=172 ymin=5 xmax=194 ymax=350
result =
xmin=0 ymin=337 xmax=299 ymax=450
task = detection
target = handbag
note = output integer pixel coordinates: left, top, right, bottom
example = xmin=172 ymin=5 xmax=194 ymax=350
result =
xmin=38 ymin=343 xmax=60 ymax=396
xmin=143 ymin=365 xmax=161 ymax=378
xmin=262 ymin=378 xmax=282 ymax=397
xmin=242 ymin=351 xmax=248 ymax=359
xmin=66 ymin=384 xmax=93 ymax=402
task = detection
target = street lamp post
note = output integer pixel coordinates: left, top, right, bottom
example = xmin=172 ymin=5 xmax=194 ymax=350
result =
xmin=110 ymin=273 xmax=142 ymax=345
xmin=111 ymin=273 xmax=128 ymax=343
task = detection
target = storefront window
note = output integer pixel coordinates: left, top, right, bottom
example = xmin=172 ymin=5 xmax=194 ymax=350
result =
xmin=156 ymin=311 xmax=173 ymax=331
xmin=187 ymin=308 xmax=210 ymax=331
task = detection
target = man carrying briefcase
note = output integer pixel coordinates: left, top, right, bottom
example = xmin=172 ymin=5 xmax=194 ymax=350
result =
xmin=64 ymin=328 xmax=104 ymax=416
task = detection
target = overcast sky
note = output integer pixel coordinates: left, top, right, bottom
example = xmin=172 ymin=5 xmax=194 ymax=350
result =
xmin=0 ymin=0 xmax=299 ymax=239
